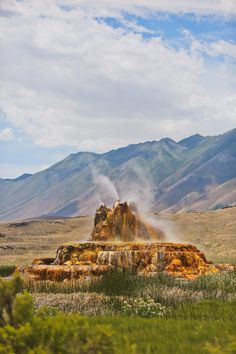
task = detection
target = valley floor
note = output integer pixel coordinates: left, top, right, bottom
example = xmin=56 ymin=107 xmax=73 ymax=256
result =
xmin=0 ymin=207 xmax=235 ymax=266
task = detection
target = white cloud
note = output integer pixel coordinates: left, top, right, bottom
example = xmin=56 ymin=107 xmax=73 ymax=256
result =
xmin=0 ymin=128 xmax=14 ymax=141
xmin=0 ymin=1 xmax=235 ymax=152
xmin=80 ymin=0 xmax=236 ymax=17
xmin=1 ymin=0 xmax=236 ymax=17
xmin=209 ymin=40 xmax=236 ymax=59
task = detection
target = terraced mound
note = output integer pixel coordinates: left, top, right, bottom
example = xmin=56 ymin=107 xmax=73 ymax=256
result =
xmin=22 ymin=201 xmax=230 ymax=281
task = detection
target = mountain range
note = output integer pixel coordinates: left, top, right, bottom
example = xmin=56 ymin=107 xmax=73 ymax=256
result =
xmin=0 ymin=129 xmax=236 ymax=221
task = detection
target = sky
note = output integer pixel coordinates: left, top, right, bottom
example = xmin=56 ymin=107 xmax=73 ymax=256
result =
xmin=0 ymin=0 xmax=236 ymax=178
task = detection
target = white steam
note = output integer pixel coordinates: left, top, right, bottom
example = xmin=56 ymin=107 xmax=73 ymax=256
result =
xmin=142 ymin=213 xmax=178 ymax=242
xmin=95 ymin=174 xmax=119 ymax=206
xmin=93 ymin=171 xmax=178 ymax=242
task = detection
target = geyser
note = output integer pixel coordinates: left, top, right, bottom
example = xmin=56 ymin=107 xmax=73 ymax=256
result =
xmin=22 ymin=200 xmax=226 ymax=281
xmin=91 ymin=201 xmax=165 ymax=242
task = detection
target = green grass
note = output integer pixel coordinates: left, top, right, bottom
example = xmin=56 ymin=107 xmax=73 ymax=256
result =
xmin=189 ymin=271 xmax=236 ymax=292
xmin=25 ymin=270 xmax=236 ymax=305
xmin=27 ymin=270 xmax=236 ymax=321
xmin=167 ymin=300 xmax=236 ymax=320
xmin=1 ymin=275 xmax=236 ymax=353
xmin=89 ymin=270 xmax=236 ymax=298
xmin=90 ymin=315 xmax=236 ymax=354
xmin=2 ymin=310 xmax=235 ymax=353
xmin=103 ymin=297 xmax=236 ymax=320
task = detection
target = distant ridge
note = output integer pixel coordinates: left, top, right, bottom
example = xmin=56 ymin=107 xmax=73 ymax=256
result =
xmin=0 ymin=129 xmax=236 ymax=220
xmin=14 ymin=173 xmax=32 ymax=182
xmin=178 ymin=134 xmax=204 ymax=148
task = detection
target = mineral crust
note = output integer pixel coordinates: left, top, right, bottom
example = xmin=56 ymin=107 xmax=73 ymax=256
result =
xmin=24 ymin=241 xmax=219 ymax=281
xmin=91 ymin=202 xmax=165 ymax=241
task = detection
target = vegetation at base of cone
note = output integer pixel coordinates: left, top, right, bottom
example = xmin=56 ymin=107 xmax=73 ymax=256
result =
xmin=25 ymin=269 xmax=236 ymax=301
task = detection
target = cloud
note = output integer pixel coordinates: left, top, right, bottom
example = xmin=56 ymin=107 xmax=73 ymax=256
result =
xmin=2 ymin=1 xmax=236 ymax=17
xmin=209 ymin=40 xmax=236 ymax=58
xmin=0 ymin=128 xmax=14 ymax=141
xmin=0 ymin=1 xmax=235 ymax=153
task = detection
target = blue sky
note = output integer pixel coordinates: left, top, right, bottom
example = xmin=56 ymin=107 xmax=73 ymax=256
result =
xmin=0 ymin=1 xmax=236 ymax=178
xmin=100 ymin=12 xmax=236 ymax=43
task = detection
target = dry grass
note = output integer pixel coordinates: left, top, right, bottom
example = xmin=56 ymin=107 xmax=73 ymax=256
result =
xmin=29 ymin=270 xmax=236 ymax=316
xmin=33 ymin=292 xmax=109 ymax=315
xmin=0 ymin=216 xmax=93 ymax=265
xmin=32 ymin=285 xmax=236 ymax=316
xmin=158 ymin=206 xmax=236 ymax=263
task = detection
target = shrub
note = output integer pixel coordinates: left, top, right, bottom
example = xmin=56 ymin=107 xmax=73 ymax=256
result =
xmin=0 ymin=276 xmax=116 ymax=354
xmin=0 ymin=274 xmax=26 ymax=326
xmin=0 ymin=265 xmax=16 ymax=277
xmin=88 ymin=269 xmax=140 ymax=296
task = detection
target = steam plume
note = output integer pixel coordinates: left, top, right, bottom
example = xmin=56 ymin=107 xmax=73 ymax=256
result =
xmin=95 ymin=175 xmax=119 ymax=206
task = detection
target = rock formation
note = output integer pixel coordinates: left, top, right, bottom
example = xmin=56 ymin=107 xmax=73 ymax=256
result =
xmin=91 ymin=201 xmax=165 ymax=241
xmin=24 ymin=201 xmax=225 ymax=281
xmin=21 ymin=201 xmax=225 ymax=281
xmin=24 ymin=242 xmax=220 ymax=281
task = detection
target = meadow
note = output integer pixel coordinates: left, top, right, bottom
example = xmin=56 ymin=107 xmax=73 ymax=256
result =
xmin=0 ymin=270 xmax=235 ymax=354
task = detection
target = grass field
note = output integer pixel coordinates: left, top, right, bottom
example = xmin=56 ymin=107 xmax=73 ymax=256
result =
xmin=0 ymin=274 xmax=236 ymax=354
xmin=165 ymin=206 xmax=236 ymax=263
xmin=0 ymin=216 xmax=93 ymax=265
xmin=28 ymin=270 xmax=236 ymax=316
xmin=90 ymin=314 xmax=236 ymax=354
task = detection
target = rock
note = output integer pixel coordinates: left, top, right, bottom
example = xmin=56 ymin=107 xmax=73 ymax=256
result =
xmin=23 ymin=242 xmax=220 ymax=281
xmin=91 ymin=201 xmax=165 ymax=241
xmin=32 ymin=258 xmax=55 ymax=265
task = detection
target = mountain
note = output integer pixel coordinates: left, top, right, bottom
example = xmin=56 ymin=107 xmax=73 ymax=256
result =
xmin=0 ymin=129 xmax=236 ymax=221
xmin=2 ymin=173 xmax=32 ymax=182
xmin=178 ymin=134 xmax=204 ymax=148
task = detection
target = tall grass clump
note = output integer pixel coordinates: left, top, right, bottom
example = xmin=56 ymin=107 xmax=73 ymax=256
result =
xmin=25 ymin=270 xmax=236 ymax=305
xmin=189 ymin=271 xmax=236 ymax=293
xmin=166 ymin=300 xmax=236 ymax=321
xmin=25 ymin=279 xmax=85 ymax=294
xmin=87 ymin=269 xmax=146 ymax=296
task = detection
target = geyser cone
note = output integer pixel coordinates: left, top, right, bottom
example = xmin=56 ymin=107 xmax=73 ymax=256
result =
xmin=21 ymin=200 xmax=232 ymax=282
xmin=90 ymin=201 xmax=165 ymax=242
